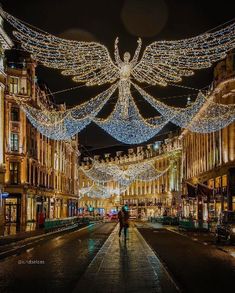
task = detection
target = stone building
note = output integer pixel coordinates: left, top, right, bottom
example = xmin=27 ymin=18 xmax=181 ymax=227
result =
xmin=1 ymin=58 xmax=80 ymax=225
xmin=79 ymin=134 xmax=182 ymax=219
xmin=180 ymin=51 xmax=235 ymax=221
xmin=0 ymin=17 xmax=80 ymax=226
xmin=0 ymin=15 xmax=13 ymax=227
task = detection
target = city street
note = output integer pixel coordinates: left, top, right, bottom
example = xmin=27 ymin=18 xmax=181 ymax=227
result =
xmin=0 ymin=221 xmax=234 ymax=292
xmin=0 ymin=222 xmax=116 ymax=292
xmin=0 ymin=1 xmax=235 ymax=292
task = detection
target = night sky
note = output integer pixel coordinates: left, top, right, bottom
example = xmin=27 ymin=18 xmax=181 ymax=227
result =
xmin=1 ymin=0 xmax=234 ymax=155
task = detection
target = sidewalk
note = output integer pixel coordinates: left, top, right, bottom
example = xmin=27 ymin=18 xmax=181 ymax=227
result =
xmin=0 ymin=221 xmax=95 ymax=260
xmin=0 ymin=223 xmax=44 ymax=246
xmin=0 ymin=218 xmax=100 ymax=246
xmin=74 ymin=224 xmax=178 ymax=293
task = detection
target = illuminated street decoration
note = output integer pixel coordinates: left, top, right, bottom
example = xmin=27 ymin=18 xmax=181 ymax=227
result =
xmin=2 ymin=8 xmax=235 ymax=88
xmin=93 ymin=81 xmax=169 ymax=144
xmin=133 ymin=83 xmax=207 ymax=128
xmin=80 ymin=184 xmax=113 ymax=198
xmin=13 ymin=79 xmax=235 ymax=142
xmin=80 ymin=183 xmax=126 ymax=198
xmin=79 ymin=153 xmax=175 ymax=198
xmin=186 ymin=99 xmax=235 ymax=133
xmin=133 ymin=84 xmax=235 ymax=132
xmin=2 ymin=8 xmax=235 ymax=142
xmin=14 ymin=84 xmax=117 ymax=140
xmin=80 ymin=157 xmax=171 ymax=187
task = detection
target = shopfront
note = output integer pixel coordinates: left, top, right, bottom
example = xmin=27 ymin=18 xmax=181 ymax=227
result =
xmin=4 ymin=193 xmax=21 ymax=223
xmin=55 ymin=198 xmax=62 ymax=218
xmin=36 ymin=196 xmax=47 ymax=221
xmin=49 ymin=197 xmax=55 ymax=218
xmin=68 ymin=199 xmax=77 ymax=217
xmin=27 ymin=195 xmax=36 ymax=222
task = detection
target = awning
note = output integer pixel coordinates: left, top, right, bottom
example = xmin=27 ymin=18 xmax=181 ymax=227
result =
xmin=186 ymin=182 xmax=197 ymax=198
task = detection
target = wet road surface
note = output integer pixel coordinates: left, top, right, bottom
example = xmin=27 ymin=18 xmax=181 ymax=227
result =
xmin=0 ymin=222 xmax=116 ymax=293
xmin=138 ymin=224 xmax=235 ymax=293
xmin=75 ymin=224 xmax=178 ymax=293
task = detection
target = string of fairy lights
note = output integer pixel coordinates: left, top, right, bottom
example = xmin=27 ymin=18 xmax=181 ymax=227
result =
xmin=79 ymin=152 xmax=176 ymax=198
xmin=13 ymin=83 xmax=118 ymax=140
xmin=14 ymin=79 xmax=235 ymax=143
xmin=1 ymin=7 xmax=235 ymax=200
xmin=1 ymin=7 xmax=235 ymax=144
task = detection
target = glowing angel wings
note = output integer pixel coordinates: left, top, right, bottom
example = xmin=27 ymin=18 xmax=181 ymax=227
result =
xmin=132 ymin=26 xmax=235 ymax=86
xmin=0 ymin=9 xmax=119 ymax=86
xmin=1 ymin=8 xmax=235 ymax=87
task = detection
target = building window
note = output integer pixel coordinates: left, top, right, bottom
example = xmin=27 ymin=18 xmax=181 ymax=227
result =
xmin=9 ymin=77 xmax=19 ymax=94
xmin=10 ymin=162 xmax=20 ymax=185
xmin=222 ymin=175 xmax=227 ymax=187
xmin=11 ymin=107 xmax=20 ymax=121
xmin=35 ymin=168 xmax=38 ymax=186
xmin=10 ymin=133 xmax=19 ymax=152
xmin=233 ymin=54 xmax=235 ymax=71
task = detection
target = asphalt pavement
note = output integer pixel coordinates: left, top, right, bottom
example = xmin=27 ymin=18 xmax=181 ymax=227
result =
xmin=137 ymin=223 xmax=235 ymax=293
xmin=1 ymin=220 xmax=234 ymax=293
xmin=0 ymin=222 xmax=116 ymax=293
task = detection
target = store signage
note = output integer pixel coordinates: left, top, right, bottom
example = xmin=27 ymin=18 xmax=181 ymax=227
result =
xmin=1 ymin=192 xmax=9 ymax=198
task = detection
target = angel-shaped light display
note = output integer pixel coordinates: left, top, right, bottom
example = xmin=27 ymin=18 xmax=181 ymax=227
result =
xmin=1 ymin=8 xmax=235 ymax=143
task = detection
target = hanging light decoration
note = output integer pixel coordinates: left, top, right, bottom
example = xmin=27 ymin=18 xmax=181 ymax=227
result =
xmin=79 ymin=154 xmax=175 ymax=198
xmin=186 ymin=100 xmax=235 ymax=132
xmin=93 ymin=81 xmax=169 ymax=144
xmin=14 ymin=83 xmax=117 ymax=140
xmin=2 ymin=8 xmax=235 ymax=142
xmin=80 ymin=156 xmax=172 ymax=187
xmin=80 ymin=184 xmax=110 ymax=198
xmin=80 ymin=183 xmax=125 ymax=198
xmin=79 ymin=148 xmax=182 ymax=198
xmin=133 ymin=83 xmax=207 ymax=127
xmin=2 ymin=8 xmax=235 ymax=88
xmin=133 ymin=83 xmax=235 ymax=132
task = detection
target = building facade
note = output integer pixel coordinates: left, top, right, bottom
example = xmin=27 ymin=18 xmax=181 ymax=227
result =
xmin=0 ymin=15 xmax=13 ymax=227
xmin=2 ymin=60 xmax=80 ymax=225
xmin=79 ymin=134 xmax=182 ymax=219
xmin=0 ymin=18 xmax=80 ymax=226
xmin=180 ymin=51 xmax=235 ymax=221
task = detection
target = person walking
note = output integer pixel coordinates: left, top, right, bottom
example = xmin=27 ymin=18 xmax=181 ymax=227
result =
xmin=118 ymin=205 xmax=129 ymax=240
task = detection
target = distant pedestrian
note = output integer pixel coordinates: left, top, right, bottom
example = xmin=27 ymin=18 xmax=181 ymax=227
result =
xmin=38 ymin=211 xmax=45 ymax=228
xmin=118 ymin=205 xmax=129 ymax=240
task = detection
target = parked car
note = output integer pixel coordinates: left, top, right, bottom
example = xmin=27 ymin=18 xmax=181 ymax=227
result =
xmin=215 ymin=211 xmax=235 ymax=244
